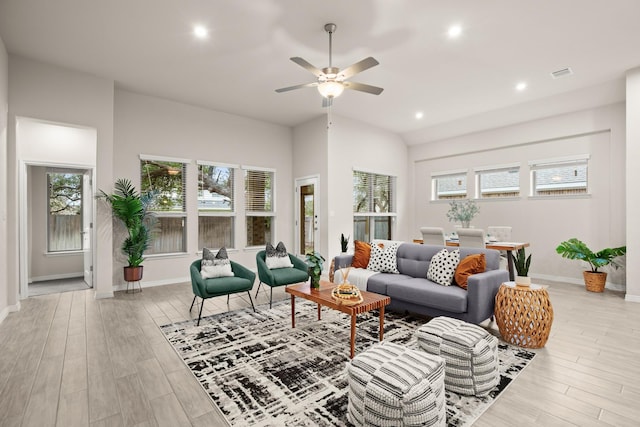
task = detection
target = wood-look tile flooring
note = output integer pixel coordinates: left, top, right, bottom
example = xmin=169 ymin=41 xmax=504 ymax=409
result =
xmin=0 ymin=279 xmax=639 ymax=426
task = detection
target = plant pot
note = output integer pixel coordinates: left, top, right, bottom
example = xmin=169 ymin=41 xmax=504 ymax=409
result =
xmin=583 ymin=271 xmax=607 ymax=293
xmin=310 ymin=274 xmax=321 ymax=289
xmin=515 ymin=275 xmax=531 ymax=287
xmin=124 ymin=266 xmax=144 ymax=282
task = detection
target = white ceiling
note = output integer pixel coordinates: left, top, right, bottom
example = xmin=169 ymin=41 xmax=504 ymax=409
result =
xmin=1 ymin=0 xmax=639 ymax=144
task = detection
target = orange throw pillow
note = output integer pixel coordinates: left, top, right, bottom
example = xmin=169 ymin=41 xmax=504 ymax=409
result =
xmin=352 ymin=240 xmax=372 ymax=268
xmin=454 ymin=253 xmax=486 ymax=289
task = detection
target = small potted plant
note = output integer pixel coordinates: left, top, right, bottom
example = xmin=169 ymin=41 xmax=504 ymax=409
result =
xmin=446 ymin=199 xmax=479 ymax=228
xmin=556 ymin=238 xmax=626 ymax=292
xmin=340 ymin=233 xmax=350 ymax=253
xmin=98 ymin=179 xmax=157 ymax=283
xmin=305 ymin=251 xmax=325 ymax=290
xmin=512 ymin=247 xmax=532 ymax=286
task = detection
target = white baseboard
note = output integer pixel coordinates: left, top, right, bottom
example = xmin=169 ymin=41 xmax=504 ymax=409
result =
xmin=94 ymin=290 xmax=114 ymax=299
xmin=0 ymin=301 xmax=22 ymax=325
xmin=30 ymin=272 xmax=83 ymax=283
xmin=112 ymin=276 xmax=190 ymax=292
xmin=625 ymin=294 xmax=640 ymax=303
xmin=531 ymin=273 xmax=625 ymax=292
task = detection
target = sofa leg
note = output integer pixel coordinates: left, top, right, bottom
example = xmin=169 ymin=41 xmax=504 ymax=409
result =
xmin=247 ymin=291 xmax=256 ymax=312
xmin=255 ymin=281 xmax=263 ymax=298
xmin=197 ymin=299 xmax=205 ymax=326
xmin=189 ymin=295 xmax=197 ymax=312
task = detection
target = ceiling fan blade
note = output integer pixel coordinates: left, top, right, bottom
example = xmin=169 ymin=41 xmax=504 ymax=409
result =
xmin=322 ymin=97 xmax=333 ymax=108
xmin=290 ymin=57 xmax=323 ymax=77
xmin=339 ymin=57 xmax=379 ymax=79
xmin=343 ymin=81 xmax=384 ymax=95
xmin=275 ymin=82 xmax=318 ymax=93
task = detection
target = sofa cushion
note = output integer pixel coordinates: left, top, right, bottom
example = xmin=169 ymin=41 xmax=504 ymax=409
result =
xmin=386 ymin=278 xmax=468 ymax=313
xmin=367 ymin=241 xmax=400 ymax=274
xmin=454 ymin=254 xmax=486 ymax=290
xmin=366 ymin=273 xmax=412 ymax=295
xmin=352 ymin=240 xmax=371 ymax=269
xmin=427 ymin=249 xmax=460 ymax=286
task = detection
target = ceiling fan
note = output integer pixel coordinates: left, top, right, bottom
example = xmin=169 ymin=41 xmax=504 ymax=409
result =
xmin=275 ymin=23 xmax=383 ymax=107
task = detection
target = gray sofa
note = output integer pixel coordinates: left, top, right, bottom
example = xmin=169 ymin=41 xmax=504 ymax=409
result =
xmin=333 ymin=243 xmax=509 ymax=324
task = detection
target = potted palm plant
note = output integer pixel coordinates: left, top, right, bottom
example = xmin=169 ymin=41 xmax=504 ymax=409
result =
xmin=99 ymin=178 xmax=156 ymax=282
xmin=512 ymin=247 xmax=532 ymax=286
xmin=306 ymin=251 xmax=325 ymax=289
xmin=556 ymin=238 xmax=626 ymax=292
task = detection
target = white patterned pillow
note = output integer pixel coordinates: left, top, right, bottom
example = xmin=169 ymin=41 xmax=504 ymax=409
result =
xmin=427 ymin=249 xmax=460 ymax=286
xmin=367 ymin=241 xmax=400 ymax=274
xmin=265 ymin=242 xmax=294 ymax=269
xmin=201 ymin=247 xmax=234 ymax=279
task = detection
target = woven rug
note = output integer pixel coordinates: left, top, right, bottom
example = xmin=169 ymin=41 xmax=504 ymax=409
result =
xmin=160 ymin=299 xmax=535 ymax=426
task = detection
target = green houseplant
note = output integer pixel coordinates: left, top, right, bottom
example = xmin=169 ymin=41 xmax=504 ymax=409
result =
xmin=446 ymin=199 xmax=479 ymax=228
xmin=305 ymin=251 xmax=325 ymax=289
xmin=99 ymin=178 xmax=157 ymax=282
xmin=512 ymin=247 xmax=532 ymax=286
xmin=340 ymin=233 xmax=350 ymax=253
xmin=556 ymin=238 xmax=626 ymax=292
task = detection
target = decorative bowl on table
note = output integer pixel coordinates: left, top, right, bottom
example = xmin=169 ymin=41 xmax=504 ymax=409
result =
xmin=331 ymin=283 xmax=364 ymax=306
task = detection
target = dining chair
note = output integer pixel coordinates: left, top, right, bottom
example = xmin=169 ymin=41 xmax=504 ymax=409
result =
xmin=420 ymin=227 xmax=446 ymax=245
xmin=457 ymin=228 xmax=486 ymax=248
xmin=487 ymin=226 xmax=512 ymax=242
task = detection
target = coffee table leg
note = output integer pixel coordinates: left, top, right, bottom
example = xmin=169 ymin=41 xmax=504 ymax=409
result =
xmin=350 ymin=314 xmax=356 ymax=359
xmin=291 ymin=295 xmax=295 ymax=328
xmin=317 ymin=303 xmax=321 ymax=320
xmin=379 ymin=306 xmax=385 ymax=342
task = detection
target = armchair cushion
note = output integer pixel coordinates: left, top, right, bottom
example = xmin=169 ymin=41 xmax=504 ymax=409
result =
xmin=201 ymin=247 xmax=234 ymax=279
xmin=265 ymin=242 xmax=294 ymax=269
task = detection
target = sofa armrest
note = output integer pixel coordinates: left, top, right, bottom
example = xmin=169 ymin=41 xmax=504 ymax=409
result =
xmin=466 ymin=269 xmax=509 ymax=324
xmin=334 ymin=254 xmax=354 ymax=269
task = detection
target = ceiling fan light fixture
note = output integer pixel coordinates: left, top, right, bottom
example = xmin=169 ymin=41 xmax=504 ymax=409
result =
xmin=318 ymin=81 xmax=344 ymax=98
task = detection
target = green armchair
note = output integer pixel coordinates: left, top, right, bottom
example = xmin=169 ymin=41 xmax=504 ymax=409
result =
xmin=189 ymin=259 xmax=256 ymax=326
xmin=255 ymin=250 xmax=309 ymax=308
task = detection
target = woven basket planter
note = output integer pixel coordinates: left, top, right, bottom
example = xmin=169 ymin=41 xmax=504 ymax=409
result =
xmin=583 ymin=271 xmax=607 ymax=293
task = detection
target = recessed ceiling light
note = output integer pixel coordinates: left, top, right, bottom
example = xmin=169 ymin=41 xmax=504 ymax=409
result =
xmin=448 ymin=25 xmax=462 ymax=39
xmin=193 ymin=25 xmax=209 ymax=39
xmin=515 ymin=82 xmax=527 ymax=91
xmin=415 ymin=111 xmax=424 ymax=119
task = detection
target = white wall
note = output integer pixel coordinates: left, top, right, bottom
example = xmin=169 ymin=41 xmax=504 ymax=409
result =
xmin=0 ymin=36 xmax=10 ymax=322
xmin=326 ymin=114 xmax=409 ymax=261
xmin=410 ymin=103 xmax=627 ymax=288
xmin=626 ymin=68 xmax=640 ymax=301
xmin=8 ymin=55 xmax=114 ymax=299
xmin=113 ymin=90 xmax=293 ymax=287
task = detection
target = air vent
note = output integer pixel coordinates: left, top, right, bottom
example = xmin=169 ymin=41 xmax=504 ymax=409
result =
xmin=550 ymin=67 xmax=573 ymax=79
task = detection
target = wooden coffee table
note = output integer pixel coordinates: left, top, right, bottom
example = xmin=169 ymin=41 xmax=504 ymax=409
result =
xmin=285 ymin=280 xmax=391 ymax=359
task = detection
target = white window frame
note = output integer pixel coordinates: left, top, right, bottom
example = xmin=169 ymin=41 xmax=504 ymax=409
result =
xmin=431 ymin=169 xmax=468 ymax=200
xmin=474 ymin=163 xmax=520 ymax=199
xmin=353 ymin=169 xmax=397 ymax=241
xmin=529 ymin=154 xmax=590 ymax=198
xmin=197 ymin=161 xmax=237 ymax=249
xmin=243 ymin=165 xmax=276 ymax=248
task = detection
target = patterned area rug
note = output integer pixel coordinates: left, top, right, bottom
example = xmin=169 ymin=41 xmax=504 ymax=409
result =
xmin=160 ymin=300 xmax=535 ymax=426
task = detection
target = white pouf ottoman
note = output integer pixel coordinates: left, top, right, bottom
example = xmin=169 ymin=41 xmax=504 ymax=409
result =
xmin=347 ymin=341 xmax=446 ymax=427
xmin=416 ymin=316 xmax=499 ymax=396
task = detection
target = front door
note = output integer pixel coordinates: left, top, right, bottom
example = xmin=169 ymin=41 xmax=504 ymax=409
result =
xmin=82 ymin=170 xmax=93 ymax=287
xmin=295 ymin=176 xmax=319 ymax=256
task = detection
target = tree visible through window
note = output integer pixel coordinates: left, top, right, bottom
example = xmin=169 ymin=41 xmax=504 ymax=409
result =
xmin=244 ymin=167 xmax=274 ymax=247
xmin=198 ymin=163 xmax=235 ymax=249
xmin=48 ymin=172 xmax=82 ymax=252
xmin=353 ymin=170 xmax=396 ymax=241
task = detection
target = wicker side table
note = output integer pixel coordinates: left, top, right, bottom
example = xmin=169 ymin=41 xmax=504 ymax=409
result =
xmin=494 ymin=282 xmax=553 ymax=348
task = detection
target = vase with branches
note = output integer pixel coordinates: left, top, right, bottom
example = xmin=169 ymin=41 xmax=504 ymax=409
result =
xmin=446 ymin=200 xmax=479 ymax=228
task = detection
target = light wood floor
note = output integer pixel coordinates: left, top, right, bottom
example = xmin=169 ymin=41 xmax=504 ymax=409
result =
xmin=0 ymin=279 xmax=639 ymax=426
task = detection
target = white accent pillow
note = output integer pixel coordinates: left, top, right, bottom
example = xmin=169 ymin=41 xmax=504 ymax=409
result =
xmin=201 ymin=247 xmax=234 ymax=279
xmin=367 ymin=241 xmax=400 ymax=274
xmin=265 ymin=242 xmax=294 ymax=269
xmin=427 ymin=249 xmax=460 ymax=286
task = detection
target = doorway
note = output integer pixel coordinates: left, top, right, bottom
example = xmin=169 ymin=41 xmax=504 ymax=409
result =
xmin=295 ymin=176 xmax=319 ymax=256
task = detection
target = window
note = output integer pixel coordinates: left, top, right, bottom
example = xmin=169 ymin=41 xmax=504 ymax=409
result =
xmin=47 ymin=171 xmax=82 ymax=252
xmin=431 ymin=170 xmax=467 ymax=200
xmin=141 ymin=157 xmax=187 ymax=254
xmin=353 ymin=170 xmax=396 ymax=241
xmin=530 ymin=155 xmax=589 ymax=197
xmin=197 ymin=162 xmax=235 ymax=249
xmin=244 ymin=166 xmax=274 ymax=247
xmin=475 ymin=164 xmax=520 ymax=198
